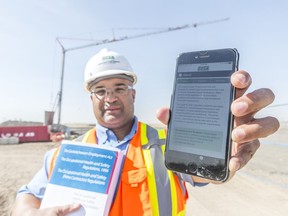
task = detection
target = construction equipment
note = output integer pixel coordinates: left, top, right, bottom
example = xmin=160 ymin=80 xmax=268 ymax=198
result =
xmin=54 ymin=17 xmax=230 ymax=126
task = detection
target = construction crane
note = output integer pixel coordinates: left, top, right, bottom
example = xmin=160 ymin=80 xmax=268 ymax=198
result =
xmin=54 ymin=17 xmax=230 ymax=126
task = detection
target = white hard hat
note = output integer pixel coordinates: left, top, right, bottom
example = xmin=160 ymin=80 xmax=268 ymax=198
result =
xmin=84 ymin=48 xmax=137 ymax=91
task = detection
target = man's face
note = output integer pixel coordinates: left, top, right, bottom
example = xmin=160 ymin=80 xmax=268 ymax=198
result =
xmin=90 ymin=78 xmax=135 ymax=129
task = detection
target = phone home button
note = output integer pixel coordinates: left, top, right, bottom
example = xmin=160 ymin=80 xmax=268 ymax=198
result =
xmin=188 ymin=162 xmax=198 ymax=173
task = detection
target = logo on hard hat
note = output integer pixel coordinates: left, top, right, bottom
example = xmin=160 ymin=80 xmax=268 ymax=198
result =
xmin=98 ymin=55 xmax=120 ymax=65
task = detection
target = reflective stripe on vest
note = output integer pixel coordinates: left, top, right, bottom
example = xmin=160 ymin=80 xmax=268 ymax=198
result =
xmin=49 ymin=122 xmax=188 ymax=216
xmin=140 ymin=123 xmax=187 ymax=216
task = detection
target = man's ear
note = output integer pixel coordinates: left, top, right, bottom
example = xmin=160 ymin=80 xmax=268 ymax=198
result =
xmin=132 ymin=89 xmax=136 ymax=102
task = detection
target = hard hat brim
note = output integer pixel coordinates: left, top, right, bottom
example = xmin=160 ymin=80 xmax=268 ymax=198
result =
xmin=85 ymin=69 xmax=137 ymax=91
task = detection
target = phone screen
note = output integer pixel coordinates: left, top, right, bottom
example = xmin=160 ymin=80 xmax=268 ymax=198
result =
xmin=165 ymin=49 xmax=239 ymax=181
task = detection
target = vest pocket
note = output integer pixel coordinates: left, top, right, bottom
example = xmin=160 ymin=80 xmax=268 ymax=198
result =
xmin=120 ymin=168 xmax=151 ymax=215
xmin=121 ymin=168 xmax=147 ymax=187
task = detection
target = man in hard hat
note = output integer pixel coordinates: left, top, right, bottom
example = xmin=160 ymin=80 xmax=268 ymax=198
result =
xmin=11 ymin=49 xmax=279 ymax=216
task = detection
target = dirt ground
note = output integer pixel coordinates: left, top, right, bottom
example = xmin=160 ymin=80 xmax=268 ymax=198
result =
xmin=1 ymin=125 xmax=287 ymax=216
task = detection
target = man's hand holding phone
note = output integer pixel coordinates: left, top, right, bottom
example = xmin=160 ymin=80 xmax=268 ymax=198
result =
xmin=228 ymin=70 xmax=279 ymax=177
xmin=158 ymin=70 xmax=279 ymax=183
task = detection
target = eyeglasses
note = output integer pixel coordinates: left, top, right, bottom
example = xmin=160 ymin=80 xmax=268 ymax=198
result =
xmin=91 ymin=85 xmax=133 ymax=100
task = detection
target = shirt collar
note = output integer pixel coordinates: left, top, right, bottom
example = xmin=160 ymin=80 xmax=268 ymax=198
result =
xmin=95 ymin=117 xmax=138 ymax=148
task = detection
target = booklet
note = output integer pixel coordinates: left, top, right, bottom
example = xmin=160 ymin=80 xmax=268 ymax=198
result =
xmin=40 ymin=140 xmax=124 ymax=216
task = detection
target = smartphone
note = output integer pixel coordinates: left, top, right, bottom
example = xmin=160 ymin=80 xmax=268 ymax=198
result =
xmin=165 ymin=48 xmax=239 ymax=182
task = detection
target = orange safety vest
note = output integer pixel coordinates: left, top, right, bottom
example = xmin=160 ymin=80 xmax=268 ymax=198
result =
xmin=49 ymin=122 xmax=188 ymax=216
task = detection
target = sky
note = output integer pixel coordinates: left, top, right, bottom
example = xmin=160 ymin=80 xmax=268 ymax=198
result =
xmin=0 ymin=0 xmax=287 ymax=125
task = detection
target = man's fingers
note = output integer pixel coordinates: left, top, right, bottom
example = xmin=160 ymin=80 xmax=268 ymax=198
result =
xmin=232 ymin=88 xmax=275 ymax=117
xmin=232 ymin=116 xmax=280 ymax=143
xmin=231 ymin=70 xmax=252 ymax=98
xmin=229 ymin=139 xmax=260 ymax=172
xmin=156 ymin=107 xmax=170 ymax=125
xmin=57 ymin=203 xmax=82 ymax=215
